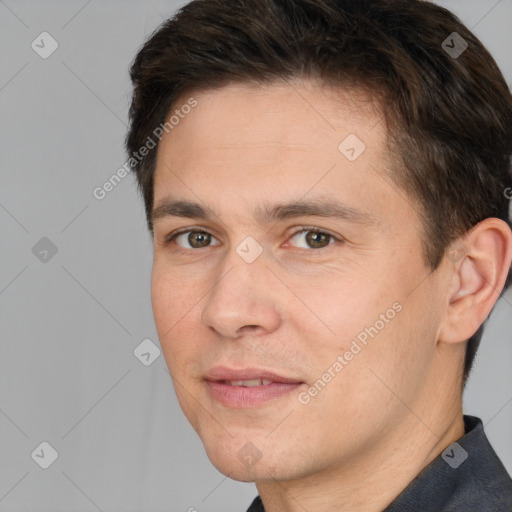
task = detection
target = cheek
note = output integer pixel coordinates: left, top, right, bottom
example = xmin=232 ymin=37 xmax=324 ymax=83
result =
xmin=346 ymin=291 xmax=439 ymax=409
xmin=151 ymin=264 xmax=190 ymax=327
xmin=290 ymin=271 xmax=391 ymax=353
xmin=151 ymin=267 xmax=195 ymax=361
xmin=298 ymin=309 xmax=426 ymax=442
xmin=151 ymin=270 xmax=205 ymax=422
xmin=151 ymin=273 xmax=173 ymax=340
xmin=295 ymin=271 xmax=434 ymax=402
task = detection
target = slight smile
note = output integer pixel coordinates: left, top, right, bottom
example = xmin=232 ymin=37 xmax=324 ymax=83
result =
xmin=204 ymin=366 xmax=305 ymax=408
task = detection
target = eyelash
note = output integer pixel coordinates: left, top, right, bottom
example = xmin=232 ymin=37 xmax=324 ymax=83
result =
xmin=163 ymin=226 xmax=342 ymax=252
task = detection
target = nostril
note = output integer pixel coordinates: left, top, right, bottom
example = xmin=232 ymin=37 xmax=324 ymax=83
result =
xmin=237 ymin=325 xmax=261 ymax=335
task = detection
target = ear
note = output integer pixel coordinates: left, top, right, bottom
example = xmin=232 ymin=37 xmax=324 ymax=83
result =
xmin=438 ymin=218 xmax=512 ymax=344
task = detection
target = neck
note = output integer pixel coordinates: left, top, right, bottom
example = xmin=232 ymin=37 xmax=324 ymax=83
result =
xmin=256 ymin=394 xmax=465 ymax=512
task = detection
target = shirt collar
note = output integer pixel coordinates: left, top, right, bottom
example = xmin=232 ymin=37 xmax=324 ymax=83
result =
xmin=383 ymin=415 xmax=512 ymax=511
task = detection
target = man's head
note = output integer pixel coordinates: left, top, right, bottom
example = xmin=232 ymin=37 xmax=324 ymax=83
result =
xmin=126 ymin=0 xmax=512 ymax=484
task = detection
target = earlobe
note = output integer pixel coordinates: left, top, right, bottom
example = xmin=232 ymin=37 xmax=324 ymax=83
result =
xmin=439 ymin=218 xmax=512 ymax=344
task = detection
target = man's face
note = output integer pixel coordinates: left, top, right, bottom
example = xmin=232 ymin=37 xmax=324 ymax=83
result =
xmin=151 ymin=81 xmax=447 ymax=482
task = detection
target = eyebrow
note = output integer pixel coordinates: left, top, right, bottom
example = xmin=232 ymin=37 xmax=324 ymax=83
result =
xmin=152 ymin=197 xmax=377 ymax=227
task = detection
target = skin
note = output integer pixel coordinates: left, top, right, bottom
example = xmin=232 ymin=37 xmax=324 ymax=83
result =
xmin=150 ymin=79 xmax=512 ymax=512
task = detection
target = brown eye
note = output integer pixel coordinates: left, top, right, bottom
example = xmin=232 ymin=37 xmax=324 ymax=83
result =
xmin=168 ymin=230 xmax=220 ymax=249
xmin=289 ymin=229 xmax=337 ymax=250
xmin=187 ymin=231 xmax=211 ymax=248
xmin=306 ymin=231 xmax=331 ymax=249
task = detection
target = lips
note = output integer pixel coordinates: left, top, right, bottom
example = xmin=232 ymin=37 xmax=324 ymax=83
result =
xmin=204 ymin=366 xmax=304 ymax=408
xmin=204 ymin=366 xmax=303 ymax=385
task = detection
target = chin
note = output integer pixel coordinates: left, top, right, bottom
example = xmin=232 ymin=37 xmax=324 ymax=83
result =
xmin=217 ymin=466 xmax=263 ymax=483
xmin=208 ymin=457 xmax=280 ymax=483
xmin=205 ymin=440 xmax=305 ymax=484
xmin=201 ymin=440 xmax=273 ymax=481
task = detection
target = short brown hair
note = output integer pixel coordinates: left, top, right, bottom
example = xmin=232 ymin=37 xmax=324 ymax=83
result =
xmin=125 ymin=0 xmax=512 ymax=386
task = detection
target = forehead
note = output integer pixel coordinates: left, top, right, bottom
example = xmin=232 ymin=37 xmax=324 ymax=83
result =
xmin=160 ymin=80 xmax=384 ymax=149
xmin=152 ymin=80 xmax=407 ymax=228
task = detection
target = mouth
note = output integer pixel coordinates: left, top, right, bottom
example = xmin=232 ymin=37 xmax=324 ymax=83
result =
xmin=204 ymin=366 xmax=305 ymax=408
xmin=218 ymin=378 xmax=275 ymax=386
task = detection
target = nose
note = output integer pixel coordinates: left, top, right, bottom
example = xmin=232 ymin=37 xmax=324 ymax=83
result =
xmin=200 ymin=247 xmax=282 ymax=339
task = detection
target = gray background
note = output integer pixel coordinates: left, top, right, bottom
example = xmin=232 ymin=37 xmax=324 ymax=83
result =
xmin=0 ymin=1 xmax=511 ymax=511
